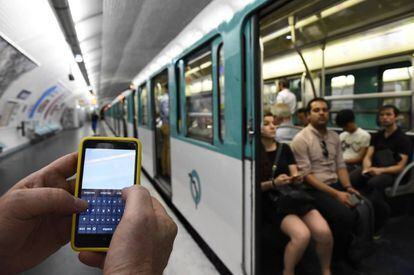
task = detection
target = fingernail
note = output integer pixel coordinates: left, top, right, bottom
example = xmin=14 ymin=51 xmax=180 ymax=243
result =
xmin=74 ymin=198 xmax=88 ymax=212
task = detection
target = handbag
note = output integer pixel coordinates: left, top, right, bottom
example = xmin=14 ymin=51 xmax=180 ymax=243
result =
xmin=267 ymin=143 xmax=314 ymax=204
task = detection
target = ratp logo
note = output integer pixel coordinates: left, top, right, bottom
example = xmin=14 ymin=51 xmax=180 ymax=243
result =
xmin=188 ymin=170 xmax=201 ymax=208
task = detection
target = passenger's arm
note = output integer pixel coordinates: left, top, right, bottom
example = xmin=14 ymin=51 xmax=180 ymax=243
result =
xmin=345 ymin=146 xmax=368 ymax=165
xmin=305 ymin=173 xmax=352 ymax=207
xmin=370 ymin=154 xmax=409 ymax=175
xmin=362 ymin=146 xmax=374 ymax=172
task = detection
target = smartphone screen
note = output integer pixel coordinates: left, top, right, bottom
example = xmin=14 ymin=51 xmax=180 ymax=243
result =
xmin=73 ymin=139 xmax=139 ymax=248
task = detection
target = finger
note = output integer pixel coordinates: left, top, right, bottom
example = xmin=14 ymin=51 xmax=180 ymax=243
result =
xmin=10 ymin=188 xmax=88 ymax=219
xmin=78 ymin=252 xmax=106 ymax=269
xmin=121 ymin=186 xmax=154 ymax=220
xmin=67 ymin=178 xmax=76 ymax=195
xmin=43 ymin=152 xmax=78 ymax=179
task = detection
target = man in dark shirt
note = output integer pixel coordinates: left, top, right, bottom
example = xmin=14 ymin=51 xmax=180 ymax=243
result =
xmin=351 ymin=105 xmax=412 ymax=232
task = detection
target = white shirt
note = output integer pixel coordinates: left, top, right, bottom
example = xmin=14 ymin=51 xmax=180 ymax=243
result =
xmin=339 ymin=128 xmax=371 ymax=161
xmin=276 ymin=88 xmax=297 ymax=114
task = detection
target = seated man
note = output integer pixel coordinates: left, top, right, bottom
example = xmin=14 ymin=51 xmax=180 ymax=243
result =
xmin=296 ymin=107 xmax=309 ymax=127
xmin=350 ymin=105 xmax=412 ymax=232
xmin=291 ymin=98 xmax=359 ymax=263
xmin=335 ymin=109 xmax=371 ymax=171
xmin=272 ymin=103 xmax=302 ymax=143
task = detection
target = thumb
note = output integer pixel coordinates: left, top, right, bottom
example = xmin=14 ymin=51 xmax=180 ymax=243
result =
xmin=10 ymin=188 xmax=88 ymax=219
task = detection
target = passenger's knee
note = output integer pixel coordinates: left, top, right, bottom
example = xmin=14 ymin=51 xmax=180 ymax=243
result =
xmin=312 ymin=226 xmax=333 ymax=246
xmin=290 ymin=227 xmax=311 ymax=247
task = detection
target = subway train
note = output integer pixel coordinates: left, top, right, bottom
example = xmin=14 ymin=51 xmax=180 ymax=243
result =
xmin=103 ymin=0 xmax=414 ymax=274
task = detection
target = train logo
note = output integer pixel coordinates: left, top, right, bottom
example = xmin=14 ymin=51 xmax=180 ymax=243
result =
xmin=188 ymin=170 xmax=201 ymax=208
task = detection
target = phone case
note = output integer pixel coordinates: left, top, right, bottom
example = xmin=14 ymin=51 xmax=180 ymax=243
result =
xmin=70 ymin=136 xmax=142 ymax=252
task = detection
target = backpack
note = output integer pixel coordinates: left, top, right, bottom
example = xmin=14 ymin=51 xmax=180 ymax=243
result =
xmin=348 ymin=195 xmax=375 ymax=262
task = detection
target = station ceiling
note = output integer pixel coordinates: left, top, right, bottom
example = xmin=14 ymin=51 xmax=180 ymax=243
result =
xmin=68 ymin=0 xmax=212 ymax=104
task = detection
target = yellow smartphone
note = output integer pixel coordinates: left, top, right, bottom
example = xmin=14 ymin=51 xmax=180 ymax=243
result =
xmin=71 ymin=136 xmax=141 ymax=252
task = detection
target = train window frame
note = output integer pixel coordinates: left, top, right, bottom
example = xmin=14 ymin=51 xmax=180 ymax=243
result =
xmin=138 ymin=83 xmax=148 ymax=126
xmin=217 ymin=42 xmax=225 ymax=142
xmin=175 ymin=61 xmax=183 ymax=134
xmin=182 ymin=44 xmax=214 ymax=144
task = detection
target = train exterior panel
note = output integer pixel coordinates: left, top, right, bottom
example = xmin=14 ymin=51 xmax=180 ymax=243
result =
xmin=138 ymin=126 xmax=156 ymax=178
xmin=171 ymin=137 xmax=244 ymax=274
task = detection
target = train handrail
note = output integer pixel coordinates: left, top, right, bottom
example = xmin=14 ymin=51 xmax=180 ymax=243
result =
xmin=324 ymin=90 xmax=413 ymax=101
xmin=385 ymin=161 xmax=414 ymax=197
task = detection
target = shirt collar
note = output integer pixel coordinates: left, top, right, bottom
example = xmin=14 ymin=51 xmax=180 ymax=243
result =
xmin=307 ymin=124 xmax=328 ymax=139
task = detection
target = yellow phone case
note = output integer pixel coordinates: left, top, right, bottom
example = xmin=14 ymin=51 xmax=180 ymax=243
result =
xmin=70 ymin=136 xmax=142 ymax=252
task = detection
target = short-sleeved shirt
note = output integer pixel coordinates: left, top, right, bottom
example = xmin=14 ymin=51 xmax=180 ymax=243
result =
xmin=291 ymin=124 xmax=346 ymax=185
xmin=340 ymin=128 xmax=371 ymax=161
xmin=275 ymin=121 xmax=302 ymax=143
xmin=370 ymin=127 xmax=412 ymax=163
xmin=276 ymin=89 xmax=297 ymax=114
xmin=261 ymin=142 xmax=296 ymax=182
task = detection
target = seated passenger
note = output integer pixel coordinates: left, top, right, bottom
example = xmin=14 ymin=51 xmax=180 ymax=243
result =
xmin=335 ymin=109 xmax=370 ymax=172
xmin=295 ymin=107 xmax=309 ymax=127
xmin=272 ymin=103 xmax=302 ymax=143
xmin=350 ymin=105 xmax=412 ymax=232
xmin=260 ymin=112 xmax=333 ymax=275
xmin=290 ymin=98 xmax=359 ymax=265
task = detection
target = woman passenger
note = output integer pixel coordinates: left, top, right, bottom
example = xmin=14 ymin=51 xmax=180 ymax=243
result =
xmin=261 ymin=112 xmax=333 ymax=275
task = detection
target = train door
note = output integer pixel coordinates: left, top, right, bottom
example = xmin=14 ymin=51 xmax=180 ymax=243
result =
xmin=243 ymin=14 xmax=263 ymax=275
xmin=151 ymin=70 xmax=172 ymax=193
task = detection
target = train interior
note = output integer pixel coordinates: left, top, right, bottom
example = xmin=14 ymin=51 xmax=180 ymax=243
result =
xmin=258 ymin=0 xmax=414 ymax=274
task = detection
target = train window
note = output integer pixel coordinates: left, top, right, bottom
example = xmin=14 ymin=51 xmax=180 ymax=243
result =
xmin=140 ymin=84 xmax=148 ymax=126
xmin=218 ymin=44 xmax=225 ymax=141
xmin=382 ymin=66 xmax=413 ymax=129
xmin=185 ymin=46 xmax=213 ymax=142
xmin=382 ymin=67 xmax=412 ymax=92
xmin=330 ymin=75 xmax=355 ymax=111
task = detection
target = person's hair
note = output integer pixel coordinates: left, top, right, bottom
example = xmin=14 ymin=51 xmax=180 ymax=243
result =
xmin=263 ymin=109 xmax=273 ymax=117
xmin=335 ymin=109 xmax=355 ymax=128
xmin=278 ymin=78 xmax=289 ymax=89
xmin=271 ymin=103 xmax=291 ymax=119
xmin=306 ymin=97 xmax=330 ymax=114
xmin=296 ymin=107 xmax=307 ymax=115
xmin=379 ymin=104 xmax=400 ymax=117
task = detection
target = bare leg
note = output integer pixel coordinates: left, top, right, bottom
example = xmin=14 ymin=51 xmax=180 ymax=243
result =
xmin=280 ymin=215 xmax=311 ymax=275
xmin=302 ymin=209 xmax=333 ymax=275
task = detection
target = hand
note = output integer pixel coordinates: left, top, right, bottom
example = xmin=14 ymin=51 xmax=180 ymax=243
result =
xmin=79 ymin=186 xmax=178 ymax=275
xmin=274 ymin=174 xmax=292 ymax=185
xmin=363 ymin=167 xmax=383 ymax=176
xmin=368 ymin=167 xmax=383 ymax=176
xmin=291 ymin=174 xmax=303 ymax=184
xmin=335 ymin=191 xmax=353 ymax=208
xmin=0 ymin=153 xmax=88 ymax=274
xmin=346 ymin=187 xmax=360 ymax=196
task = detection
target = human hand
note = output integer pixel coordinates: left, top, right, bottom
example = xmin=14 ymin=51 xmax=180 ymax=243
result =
xmin=0 ymin=152 xmax=88 ymax=274
xmin=275 ymin=174 xmax=292 ymax=185
xmin=368 ymin=167 xmax=383 ymax=176
xmin=346 ymin=187 xmax=360 ymax=196
xmin=335 ymin=191 xmax=353 ymax=208
xmin=291 ymin=173 xmax=304 ymax=184
xmin=79 ymin=186 xmax=177 ymax=275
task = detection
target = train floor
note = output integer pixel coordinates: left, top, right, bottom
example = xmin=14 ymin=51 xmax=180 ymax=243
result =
xmin=0 ymin=121 xmax=218 ymax=275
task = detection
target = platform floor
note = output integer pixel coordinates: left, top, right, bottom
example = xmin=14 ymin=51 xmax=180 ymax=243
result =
xmin=0 ymin=122 xmax=218 ymax=275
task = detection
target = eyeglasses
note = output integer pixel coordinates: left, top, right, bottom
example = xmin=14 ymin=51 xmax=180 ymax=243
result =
xmin=320 ymin=140 xmax=329 ymax=159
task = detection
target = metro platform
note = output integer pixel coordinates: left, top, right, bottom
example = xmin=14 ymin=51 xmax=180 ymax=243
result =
xmin=0 ymin=122 xmax=219 ymax=275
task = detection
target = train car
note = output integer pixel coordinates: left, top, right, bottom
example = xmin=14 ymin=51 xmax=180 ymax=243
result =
xmin=104 ymin=0 xmax=414 ymax=274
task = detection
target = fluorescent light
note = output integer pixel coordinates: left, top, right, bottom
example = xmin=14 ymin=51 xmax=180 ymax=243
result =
xmin=261 ymin=0 xmax=366 ymax=44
